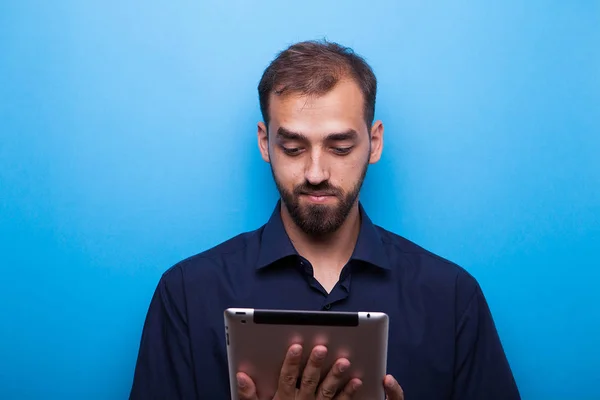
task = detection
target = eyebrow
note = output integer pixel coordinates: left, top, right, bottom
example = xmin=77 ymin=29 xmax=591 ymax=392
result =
xmin=276 ymin=127 xmax=358 ymax=142
xmin=326 ymin=130 xmax=358 ymax=141
xmin=276 ymin=127 xmax=308 ymax=141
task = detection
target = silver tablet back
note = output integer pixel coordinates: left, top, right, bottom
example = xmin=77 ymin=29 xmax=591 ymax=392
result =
xmin=224 ymin=308 xmax=388 ymax=400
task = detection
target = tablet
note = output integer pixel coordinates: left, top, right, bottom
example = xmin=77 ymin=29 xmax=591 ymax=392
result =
xmin=224 ymin=308 xmax=389 ymax=400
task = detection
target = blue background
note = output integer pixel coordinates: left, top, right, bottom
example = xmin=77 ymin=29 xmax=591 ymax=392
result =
xmin=1 ymin=1 xmax=599 ymax=399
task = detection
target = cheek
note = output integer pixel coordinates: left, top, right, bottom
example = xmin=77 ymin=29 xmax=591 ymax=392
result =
xmin=272 ymin=158 xmax=303 ymax=185
xmin=332 ymin=156 xmax=367 ymax=187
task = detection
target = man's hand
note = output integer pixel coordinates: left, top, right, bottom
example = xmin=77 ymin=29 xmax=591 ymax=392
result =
xmin=236 ymin=344 xmax=362 ymax=400
xmin=383 ymin=375 xmax=404 ymax=400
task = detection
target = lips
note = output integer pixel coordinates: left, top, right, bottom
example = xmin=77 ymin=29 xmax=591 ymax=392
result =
xmin=300 ymin=193 xmax=338 ymax=204
xmin=301 ymin=192 xmax=335 ymax=197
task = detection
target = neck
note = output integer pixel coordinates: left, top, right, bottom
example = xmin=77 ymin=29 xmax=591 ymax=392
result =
xmin=280 ymin=201 xmax=361 ymax=273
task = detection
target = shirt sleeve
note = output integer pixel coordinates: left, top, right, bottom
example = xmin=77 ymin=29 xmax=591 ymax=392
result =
xmin=129 ymin=266 xmax=197 ymax=399
xmin=452 ymin=277 xmax=521 ymax=400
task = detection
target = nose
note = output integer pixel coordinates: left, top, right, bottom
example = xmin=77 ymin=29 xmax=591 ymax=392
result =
xmin=304 ymin=151 xmax=330 ymax=185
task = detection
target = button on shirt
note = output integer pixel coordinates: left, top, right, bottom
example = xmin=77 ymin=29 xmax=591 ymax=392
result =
xmin=129 ymin=202 xmax=521 ymax=399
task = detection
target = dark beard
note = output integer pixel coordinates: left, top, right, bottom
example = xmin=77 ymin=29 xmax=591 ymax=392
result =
xmin=271 ymin=162 xmax=368 ymax=236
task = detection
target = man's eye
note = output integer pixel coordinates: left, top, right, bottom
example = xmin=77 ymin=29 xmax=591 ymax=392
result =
xmin=282 ymin=147 xmax=302 ymax=155
xmin=332 ymin=147 xmax=353 ymax=155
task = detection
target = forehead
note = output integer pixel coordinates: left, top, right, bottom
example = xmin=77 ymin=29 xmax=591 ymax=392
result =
xmin=268 ymin=79 xmax=367 ymax=138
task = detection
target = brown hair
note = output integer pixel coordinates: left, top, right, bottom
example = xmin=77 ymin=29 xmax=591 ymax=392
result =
xmin=258 ymin=40 xmax=377 ymax=131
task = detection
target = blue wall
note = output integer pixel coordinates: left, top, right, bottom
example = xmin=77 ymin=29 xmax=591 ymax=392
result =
xmin=1 ymin=1 xmax=598 ymax=399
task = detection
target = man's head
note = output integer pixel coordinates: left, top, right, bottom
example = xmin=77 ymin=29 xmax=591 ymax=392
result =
xmin=257 ymin=40 xmax=384 ymax=236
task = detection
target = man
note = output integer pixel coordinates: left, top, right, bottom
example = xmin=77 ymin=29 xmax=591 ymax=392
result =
xmin=129 ymin=40 xmax=521 ymax=399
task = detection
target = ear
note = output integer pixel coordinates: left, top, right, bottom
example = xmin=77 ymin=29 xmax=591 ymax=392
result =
xmin=368 ymin=120 xmax=384 ymax=164
xmin=257 ymin=121 xmax=270 ymax=163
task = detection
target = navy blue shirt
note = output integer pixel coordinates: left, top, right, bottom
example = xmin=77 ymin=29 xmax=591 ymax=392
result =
xmin=130 ymin=202 xmax=520 ymax=399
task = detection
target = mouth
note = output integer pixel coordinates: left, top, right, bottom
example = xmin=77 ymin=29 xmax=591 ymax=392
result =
xmin=300 ymin=193 xmax=337 ymax=203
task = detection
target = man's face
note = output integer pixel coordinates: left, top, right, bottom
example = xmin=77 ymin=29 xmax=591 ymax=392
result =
xmin=258 ymin=79 xmax=383 ymax=236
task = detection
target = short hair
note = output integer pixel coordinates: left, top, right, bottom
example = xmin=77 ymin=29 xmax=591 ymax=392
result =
xmin=258 ymin=40 xmax=377 ymax=131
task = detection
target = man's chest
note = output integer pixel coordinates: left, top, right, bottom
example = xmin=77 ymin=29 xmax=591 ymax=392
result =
xmin=187 ymin=280 xmax=456 ymax=399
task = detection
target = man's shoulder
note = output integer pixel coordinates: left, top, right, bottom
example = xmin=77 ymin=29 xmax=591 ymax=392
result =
xmin=160 ymin=226 xmax=263 ymax=282
xmin=375 ymin=225 xmax=479 ymax=294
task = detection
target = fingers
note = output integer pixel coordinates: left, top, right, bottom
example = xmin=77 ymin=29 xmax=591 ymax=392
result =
xmin=274 ymin=344 xmax=368 ymax=400
xmin=236 ymin=372 xmax=259 ymax=400
xmin=383 ymin=375 xmax=404 ymax=400
xmin=332 ymin=378 xmax=362 ymax=400
xmin=297 ymin=345 xmax=327 ymax=398
xmin=316 ymin=358 xmax=353 ymax=400
xmin=277 ymin=344 xmax=304 ymax=398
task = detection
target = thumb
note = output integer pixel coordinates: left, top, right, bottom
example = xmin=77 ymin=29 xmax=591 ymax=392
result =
xmin=384 ymin=374 xmax=404 ymax=400
xmin=236 ymin=372 xmax=259 ymax=400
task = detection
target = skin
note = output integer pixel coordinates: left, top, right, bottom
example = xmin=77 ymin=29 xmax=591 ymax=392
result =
xmin=236 ymin=78 xmax=404 ymax=400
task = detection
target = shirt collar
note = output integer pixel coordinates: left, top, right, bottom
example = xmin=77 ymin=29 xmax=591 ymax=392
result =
xmin=256 ymin=201 xmax=390 ymax=270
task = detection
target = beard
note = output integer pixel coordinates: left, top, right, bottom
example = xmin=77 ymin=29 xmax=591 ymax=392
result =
xmin=271 ymin=161 xmax=369 ymax=237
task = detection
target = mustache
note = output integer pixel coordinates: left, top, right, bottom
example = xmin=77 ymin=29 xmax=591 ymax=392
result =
xmin=293 ymin=182 xmax=343 ymax=197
